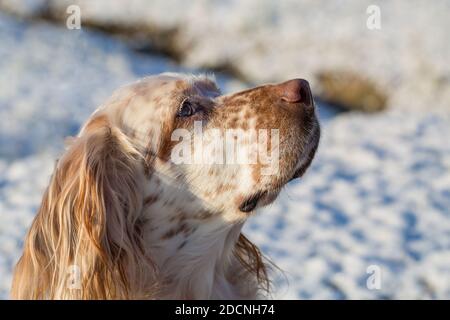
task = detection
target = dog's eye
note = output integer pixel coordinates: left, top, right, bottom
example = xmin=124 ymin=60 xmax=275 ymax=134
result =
xmin=177 ymin=99 xmax=196 ymax=117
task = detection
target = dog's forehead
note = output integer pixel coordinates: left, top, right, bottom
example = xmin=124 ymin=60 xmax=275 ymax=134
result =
xmin=133 ymin=75 xmax=180 ymax=93
xmin=138 ymin=73 xmax=220 ymax=98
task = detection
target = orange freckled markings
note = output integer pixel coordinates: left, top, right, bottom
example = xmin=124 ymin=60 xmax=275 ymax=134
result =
xmin=161 ymin=222 xmax=191 ymax=240
xmin=143 ymin=194 xmax=158 ymax=206
xmin=216 ymin=183 xmax=232 ymax=193
xmin=153 ymin=96 xmax=162 ymax=104
xmin=227 ymin=117 xmax=239 ymax=128
xmin=194 ymin=211 xmax=214 ymax=219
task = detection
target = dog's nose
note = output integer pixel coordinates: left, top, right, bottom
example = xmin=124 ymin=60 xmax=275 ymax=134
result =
xmin=276 ymin=79 xmax=313 ymax=106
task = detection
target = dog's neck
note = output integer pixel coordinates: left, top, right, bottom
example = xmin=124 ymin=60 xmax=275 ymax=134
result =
xmin=141 ymin=174 xmax=257 ymax=299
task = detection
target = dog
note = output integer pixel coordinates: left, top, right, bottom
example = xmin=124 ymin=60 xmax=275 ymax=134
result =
xmin=11 ymin=73 xmax=320 ymax=299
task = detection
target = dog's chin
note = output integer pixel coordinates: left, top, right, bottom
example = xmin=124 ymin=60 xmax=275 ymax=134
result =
xmin=238 ymin=161 xmax=314 ymax=214
xmin=239 ymin=190 xmax=279 ymax=213
xmin=239 ymin=127 xmax=320 ymax=214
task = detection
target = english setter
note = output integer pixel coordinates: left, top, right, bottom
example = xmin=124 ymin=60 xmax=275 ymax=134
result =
xmin=11 ymin=73 xmax=320 ymax=299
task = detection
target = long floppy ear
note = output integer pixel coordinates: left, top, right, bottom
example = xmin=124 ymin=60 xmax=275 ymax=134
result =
xmin=234 ymin=234 xmax=272 ymax=295
xmin=11 ymin=115 xmax=155 ymax=299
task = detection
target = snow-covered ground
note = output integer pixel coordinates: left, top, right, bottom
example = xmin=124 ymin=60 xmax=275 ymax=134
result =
xmin=1 ymin=7 xmax=450 ymax=299
xmin=2 ymin=0 xmax=449 ymax=111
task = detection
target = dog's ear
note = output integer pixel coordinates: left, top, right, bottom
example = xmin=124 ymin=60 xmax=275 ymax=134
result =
xmin=11 ymin=115 xmax=155 ymax=299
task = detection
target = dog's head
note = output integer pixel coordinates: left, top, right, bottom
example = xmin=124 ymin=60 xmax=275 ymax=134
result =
xmin=102 ymin=74 xmax=320 ymax=219
xmin=92 ymin=73 xmax=320 ymax=220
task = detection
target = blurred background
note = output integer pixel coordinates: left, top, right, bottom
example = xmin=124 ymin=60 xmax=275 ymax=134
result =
xmin=0 ymin=0 xmax=449 ymax=299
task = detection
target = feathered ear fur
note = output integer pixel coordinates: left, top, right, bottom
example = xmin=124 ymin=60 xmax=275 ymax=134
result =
xmin=11 ymin=115 xmax=155 ymax=299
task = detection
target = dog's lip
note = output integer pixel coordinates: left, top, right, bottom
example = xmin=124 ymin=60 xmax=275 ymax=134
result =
xmin=288 ymin=167 xmax=304 ymax=182
xmin=239 ymin=190 xmax=268 ymax=213
xmin=288 ymin=128 xmax=320 ymax=182
xmin=289 ymin=151 xmax=315 ymax=181
xmin=288 ymin=162 xmax=310 ymax=182
xmin=239 ymin=188 xmax=283 ymax=213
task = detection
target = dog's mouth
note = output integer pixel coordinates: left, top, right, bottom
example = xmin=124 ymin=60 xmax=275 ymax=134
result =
xmin=239 ymin=189 xmax=281 ymax=213
xmin=239 ymin=190 xmax=268 ymax=213
xmin=239 ymin=124 xmax=320 ymax=213
xmin=288 ymin=131 xmax=320 ymax=182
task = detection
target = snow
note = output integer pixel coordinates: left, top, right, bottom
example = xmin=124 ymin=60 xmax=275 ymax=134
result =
xmin=1 ymin=5 xmax=450 ymax=299
xmin=2 ymin=0 xmax=449 ymax=111
xmin=250 ymin=110 xmax=450 ymax=299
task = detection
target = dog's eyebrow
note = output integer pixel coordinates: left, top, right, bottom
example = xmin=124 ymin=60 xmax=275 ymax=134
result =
xmin=192 ymin=80 xmax=221 ymax=98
